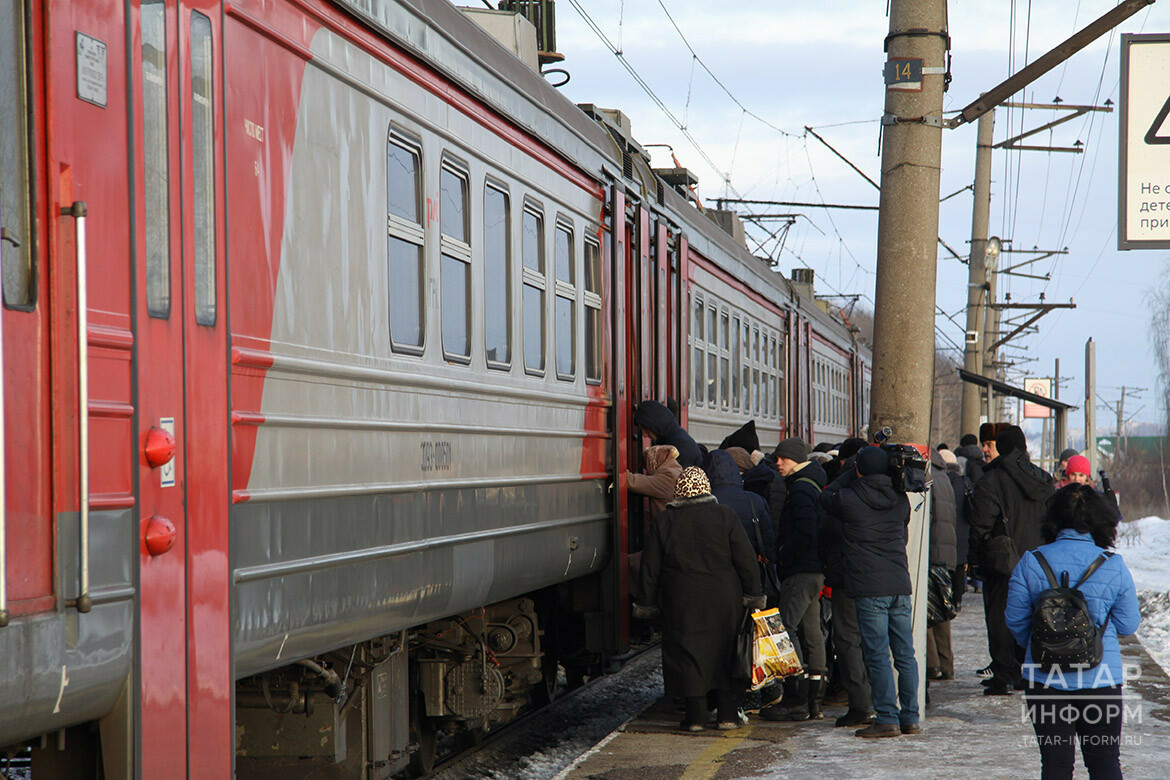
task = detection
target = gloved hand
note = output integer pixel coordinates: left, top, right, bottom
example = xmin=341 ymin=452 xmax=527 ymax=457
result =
xmin=743 ymin=594 xmax=767 ymax=611
xmin=632 ymin=602 xmax=660 ymax=621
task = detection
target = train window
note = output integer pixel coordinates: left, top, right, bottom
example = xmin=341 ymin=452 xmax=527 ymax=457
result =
xmin=584 ymin=237 xmax=602 ymax=383
xmin=386 ymin=136 xmax=424 ymax=352
xmin=707 ymin=306 xmax=716 ymax=348
xmin=554 ymin=220 xmax=575 ymax=380
xmin=522 ymin=206 xmax=545 ymax=374
xmin=693 ymin=297 xmax=703 ymax=342
xmin=439 ymin=162 xmax=470 ymax=362
xmin=555 ymin=220 xmax=574 ymax=284
xmin=707 ymin=351 xmax=716 ymax=407
xmin=142 ymin=0 xmax=171 ymax=318
xmin=440 ymin=166 xmax=467 ymax=243
xmin=0 ymin=0 xmax=32 ymax=308
xmin=483 ymin=183 xmax=510 ymax=367
xmin=731 ymin=316 xmax=741 ymax=409
xmin=720 ymin=312 xmax=729 ymax=350
xmin=555 ymin=294 xmax=575 ymax=378
xmin=693 ymin=341 xmax=703 ymax=405
xmin=719 ymin=354 xmax=729 ymax=408
xmin=191 ymin=12 xmax=216 ymax=326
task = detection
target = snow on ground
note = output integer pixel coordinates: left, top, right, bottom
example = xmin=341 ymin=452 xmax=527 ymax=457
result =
xmin=1117 ymin=516 xmax=1170 ymax=674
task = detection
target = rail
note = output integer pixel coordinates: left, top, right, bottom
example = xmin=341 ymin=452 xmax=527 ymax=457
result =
xmin=62 ymin=202 xmax=91 ymax=614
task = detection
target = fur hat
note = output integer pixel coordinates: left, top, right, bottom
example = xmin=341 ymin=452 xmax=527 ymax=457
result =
xmin=725 ymin=446 xmax=754 ymax=473
xmin=996 ymin=425 xmax=1027 ymax=456
xmin=857 ymin=447 xmax=889 ymax=476
xmin=774 ymin=437 xmax=809 ymax=464
xmin=979 ymin=422 xmax=997 ymax=443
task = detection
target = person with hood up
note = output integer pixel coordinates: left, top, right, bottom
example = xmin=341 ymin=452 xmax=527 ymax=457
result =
xmin=633 ymin=400 xmax=702 ymax=468
xmin=627 ymin=445 xmax=683 ymax=520
xmin=926 ymin=448 xmax=958 ymax=681
xmin=954 ymin=433 xmax=986 ymax=485
xmin=821 ymin=446 xmax=918 ymax=738
xmin=938 ymin=448 xmax=972 ymax=608
xmin=969 ymin=425 xmax=1055 ymax=695
xmin=759 ymin=437 xmax=829 ymax=723
xmin=1005 ymin=484 xmax=1140 ymax=780
xmin=704 ymin=450 xmax=775 ymax=572
xmin=635 ymin=467 xmax=764 ymax=732
xmin=720 ymin=420 xmax=760 ymax=453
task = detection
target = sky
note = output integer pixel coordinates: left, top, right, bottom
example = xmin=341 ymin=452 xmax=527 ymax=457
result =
xmin=543 ymin=0 xmax=1170 ymax=429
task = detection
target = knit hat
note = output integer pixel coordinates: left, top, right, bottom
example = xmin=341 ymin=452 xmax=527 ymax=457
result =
xmin=939 ymin=449 xmax=958 ymax=465
xmin=1065 ymin=454 xmax=1091 ymax=476
xmin=674 ymin=466 xmax=712 ymax=498
xmin=719 ymin=420 xmax=760 ymax=453
xmin=813 ymin=442 xmax=835 ymax=454
xmin=725 ymin=446 xmax=754 ymax=473
xmin=857 ymin=447 xmax=889 ymax=476
xmin=1058 ymin=448 xmax=1080 ymax=463
xmin=960 ymin=433 xmax=979 ymax=447
xmin=839 ymin=437 xmax=867 ymax=461
xmin=774 ymin=437 xmax=809 ymax=463
xmin=996 ymin=425 xmax=1027 ymax=456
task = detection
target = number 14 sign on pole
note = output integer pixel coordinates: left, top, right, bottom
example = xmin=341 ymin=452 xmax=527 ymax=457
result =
xmin=1120 ymin=34 xmax=1170 ymax=249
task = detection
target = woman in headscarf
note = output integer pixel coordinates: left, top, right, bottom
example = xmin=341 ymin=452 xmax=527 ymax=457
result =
xmin=627 ymin=445 xmax=683 ymax=520
xmin=635 ymin=467 xmax=765 ymax=731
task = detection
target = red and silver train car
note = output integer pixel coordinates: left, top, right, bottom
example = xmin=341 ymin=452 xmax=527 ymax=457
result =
xmin=0 ymin=0 xmax=870 ymax=777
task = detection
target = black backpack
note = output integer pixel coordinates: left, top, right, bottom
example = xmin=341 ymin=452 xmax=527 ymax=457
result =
xmin=1030 ymin=551 xmax=1113 ymax=672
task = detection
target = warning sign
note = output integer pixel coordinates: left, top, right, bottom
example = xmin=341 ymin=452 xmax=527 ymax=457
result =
xmin=1022 ymin=378 xmax=1052 ymax=419
xmin=1120 ymin=34 xmax=1170 ymax=249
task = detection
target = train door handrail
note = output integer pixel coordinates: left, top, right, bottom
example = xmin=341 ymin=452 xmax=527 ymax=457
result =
xmin=62 ymin=201 xmax=91 ymax=614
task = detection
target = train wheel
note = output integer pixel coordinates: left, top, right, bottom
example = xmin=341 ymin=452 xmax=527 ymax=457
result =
xmin=407 ymin=695 xmax=437 ymax=777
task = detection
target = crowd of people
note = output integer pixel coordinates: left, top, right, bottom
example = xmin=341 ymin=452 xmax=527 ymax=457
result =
xmin=629 ymin=402 xmax=1141 ymax=778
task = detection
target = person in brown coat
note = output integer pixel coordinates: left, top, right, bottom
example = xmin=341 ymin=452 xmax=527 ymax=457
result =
xmin=635 ymin=467 xmax=764 ymax=732
xmin=627 ymin=445 xmax=683 ymax=519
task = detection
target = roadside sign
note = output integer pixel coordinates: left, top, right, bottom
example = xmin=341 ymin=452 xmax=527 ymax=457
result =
xmin=1120 ymin=34 xmax=1170 ymax=249
xmin=1022 ymin=378 xmax=1052 ymax=419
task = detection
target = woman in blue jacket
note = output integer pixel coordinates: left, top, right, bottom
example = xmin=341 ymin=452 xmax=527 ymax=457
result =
xmin=1005 ymin=485 xmax=1141 ymax=780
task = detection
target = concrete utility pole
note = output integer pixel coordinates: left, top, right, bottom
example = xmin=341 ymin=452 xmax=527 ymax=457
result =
xmin=1086 ymin=338 xmax=1097 ymax=476
xmin=869 ymin=0 xmax=949 ymax=446
xmin=960 ymin=111 xmax=995 ymax=437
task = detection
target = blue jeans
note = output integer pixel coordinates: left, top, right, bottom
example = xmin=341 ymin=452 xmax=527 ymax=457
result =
xmin=855 ymin=594 xmax=919 ymax=726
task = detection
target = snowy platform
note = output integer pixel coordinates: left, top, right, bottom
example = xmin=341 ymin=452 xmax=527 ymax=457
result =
xmin=554 ymin=599 xmax=1170 ymax=780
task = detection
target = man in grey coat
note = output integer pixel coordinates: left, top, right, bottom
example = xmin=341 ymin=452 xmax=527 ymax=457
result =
xmin=926 ymin=448 xmax=957 ymax=680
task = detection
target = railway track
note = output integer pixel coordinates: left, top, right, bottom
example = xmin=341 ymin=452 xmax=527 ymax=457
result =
xmin=419 ymin=641 xmax=663 ymax=780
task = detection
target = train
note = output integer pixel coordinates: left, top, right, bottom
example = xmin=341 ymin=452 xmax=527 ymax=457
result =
xmin=0 ymin=0 xmax=871 ymax=777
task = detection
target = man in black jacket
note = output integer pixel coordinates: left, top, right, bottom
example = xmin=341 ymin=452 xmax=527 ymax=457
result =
xmin=632 ymin=400 xmax=702 ymax=468
xmin=926 ymin=448 xmax=958 ymax=681
xmin=821 ymin=446 xmax=917 ymax=738
xmin=969 ymin=425 xmax=1054 ymax=695
xmin=760 ymin=437 xmax=828 ymax=722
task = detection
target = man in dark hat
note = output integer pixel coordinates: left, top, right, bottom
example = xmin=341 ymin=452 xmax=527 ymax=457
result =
xmin=969 ymin=425 xmax=1054 ymax=695
xmin=820 ymin=446 xmax=917 ymax=737
xmin=760 ymin=437 xmax=828 ymax=722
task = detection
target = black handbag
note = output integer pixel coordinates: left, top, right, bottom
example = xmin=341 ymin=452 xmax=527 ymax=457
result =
xmin=926 ymin=564 xmax=958 ymax=627
xmin=750 ymin=517 xmax=782 ymax=607
xmin=729 ymin=609 xmax=754 ymax=682
xmin=983 ymin=534 xmax=1019 ymax=577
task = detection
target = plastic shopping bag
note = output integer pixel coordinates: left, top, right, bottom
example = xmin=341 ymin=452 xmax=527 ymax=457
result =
xmin=749 ymin=607 xmax=803 ymax=690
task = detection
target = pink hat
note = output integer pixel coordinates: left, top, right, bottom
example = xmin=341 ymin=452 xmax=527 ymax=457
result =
xmin=1065 ymin=454 xmax=1091 ymax=476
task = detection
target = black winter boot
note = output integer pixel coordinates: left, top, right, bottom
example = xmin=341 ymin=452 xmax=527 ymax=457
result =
xmin=806 ymin=672 xmax=826 ymax=721
xmin=759 ymin=676 xmax=808 ymax=721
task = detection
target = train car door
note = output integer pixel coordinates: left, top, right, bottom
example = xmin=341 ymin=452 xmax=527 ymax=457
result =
xmin=129 ymin=0 xmax=230 ymax=775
